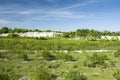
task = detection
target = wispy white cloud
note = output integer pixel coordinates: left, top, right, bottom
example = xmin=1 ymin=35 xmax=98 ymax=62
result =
xmin=19 ymin=11 xmax=32 ymax=15
xmin=31 ymin=10 xmax=92 ymax=20
xmin=0 ymin=7 xmax=20 ymax=14
xmin=0 ymin=8 xmax=94 ymax=22
xmin=0 ymin=19 xmax=10 ymax=23
xmin=59 ymin=0 xmax=101 ymax=10
xmin=0 ymin=0 xmax=99 ymax=22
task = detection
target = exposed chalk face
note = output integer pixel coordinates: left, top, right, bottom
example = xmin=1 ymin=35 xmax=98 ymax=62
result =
xmin=0 ymin=32 xmax=120 ymax=40
xmin=18 ymin=32 xmax=56 ymax=37
xmin=0 ymin=32 xmax=63 ymax=38
xmin=0 ymin=33 xmax=9 ymax=37
xmin=101 ymin=36 xmax=120 ymax=40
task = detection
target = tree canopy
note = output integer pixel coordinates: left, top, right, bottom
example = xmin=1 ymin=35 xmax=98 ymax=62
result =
xmin=0 ymin=27 xmax=120 ymax=37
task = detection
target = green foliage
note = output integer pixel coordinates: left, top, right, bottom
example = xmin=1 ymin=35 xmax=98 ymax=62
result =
xmin=7 ymin=33 xmax=19 ymax=37
xmin=35 ymin=37 xmax=48 ymax=40
xmin=114 ymin=49 xmax=120 ymax=57
xmin=47 ymin=63 xmax=60 ymax=69
xmin=0 ymin=38 xmax=120 ymax=50
xmin=12 ymin=28 xmax=28 ymax=33
xmin=65 ymin=70 xmax=88 ymax=80
xmin=0 ymin=52 xmax=5 ymax=58
xmin=86 ymin=36 xmax=97 ymax=41
xmin=45 ymin=30 xmax=52 ymax=32
xmin=0 ymin=27 xmax=9 ymax=33
xmin=84 ymin=53 xmax=109 ymax=68
xmin=63 ymin=54 xmax=74 ymax=61
xmin=76 ymin=29 xmax=90 ymax=37
xmin=63 ymin=32 xmax=75 ymax=38
xmin=34 ymin=29 xmax=42 ymax=32
xmin=34 ymin=67 xmax=56 ymax=80
xmin=22 ymin=53 xmax=28 ymax=61
xmin=41 ymin=49 xmax=55 ymax=60
xmin=113 ymin=70 xmax=120 ymax=80
xmin=0 ymin=37 xmax=119 ymax=80
xmin=63 ymin=32 xmax=71 ymax=38
xmin=56 ymin=52 xmax=74 ymax=61
xmin=0 ymin=27 xmax=120 ymax=37
xmin=0 ymin=73 xmax=10 ymax=80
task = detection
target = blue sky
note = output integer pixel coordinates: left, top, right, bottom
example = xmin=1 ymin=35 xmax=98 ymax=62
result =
xmin=0 ymin=0 xmax=120 ymax=31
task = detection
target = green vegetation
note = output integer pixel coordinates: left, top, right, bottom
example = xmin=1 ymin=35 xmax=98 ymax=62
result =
xmin=7 ymin=33 xmax=19 ymax=37
xmin=35 ymin=67 xmax=56 ymax=80
xmin=41 ymin=49 xmax=55 ymax=60
xmin=22 ymin=53 xmax=29 ymax=61
xmin=0 ymin=38 xmax=120 ymax=50
xmin=0 ymin=37 xmax=120 ymax=80
xmin=0 ymin=27 xmax=120 ymax=37
xmin=55 ymin=52 xmax=74 ymax=61
xmin=0 ymin=27 xmax=9 ymax=33
xmin=0 ymin=73 xmax=10 ymax=80
xmin=84 ymin=53 xmax=112 ymax=68
xmin=114 ymin=49 xmax=120 ymax=57
xmin=113 ymin=70 xmax=120 ymax=80
xmin=65 ymin=70 xmax=88 ymax=80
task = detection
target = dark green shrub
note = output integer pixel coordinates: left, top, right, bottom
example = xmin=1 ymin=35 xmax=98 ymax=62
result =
xmin=0 ymin=27 xmax=9 ymax=33
xmin=114 ymin=49 xmax=120 ymax=57
xmin=56 ymin=52 xmax=74 ymax=61
xmin=36 ymin=37 xmax=47 ymax=40
xmin=84 ymin=53 xmax=109 ymax=68
xmin=0 ymin=73 xmax=10 ymax=80
xmin=34 ymin=67 xmax=56 ymax=80
xmin=65 ymin=70 xmax=88 ymax=80
xmin=0 ymin=52 xmax=5 ymax=58
xmin=113 ymin=70 xmax=120 ymax=80
xmin=22 ymin=53 xmax=28 ymax=61
xmin=47 ymin=63 xmax=60 ymax=69
xmin=41 ymin=49 xmax=55 ymax=60
xmin=64 ymin=54 xmax=74 ymax=61
xmin=7 ymin=33 xmax=19 ymax=37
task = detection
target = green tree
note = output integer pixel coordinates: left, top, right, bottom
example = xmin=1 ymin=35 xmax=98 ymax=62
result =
xmin=45 ymin=30 xmax=52 ymax=32
xmin=1 ymin=27 xmax=9 ymax=33
xmin=12 ymin=28 xmax=28 ymax=33
xmin=63 ymin=32 xmax=70 ymax=38
xmin=76 ymin=29 xmax=90 ymax=37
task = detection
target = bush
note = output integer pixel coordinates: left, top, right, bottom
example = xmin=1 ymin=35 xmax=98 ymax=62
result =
xmin=41 ymin=49 xmax=55 ymax=60
xmin=47 ymin=63 xmax=60 ymax=69
xmin=114 ymin=49 xmax=120 ymax=57
xmin=84 ymin=53 xmax=109 ymax=68
xmin=65 ymin=70 xmax=88 ymax=80
xmin=7 ymin=33 xmax=19 ymax=37
xmin=22 ymin=53 xmax=28 ymax=61
xmin=0 ymin=73 xmax=10 ymax=80
xmin=0 ymin=52 xmax=5 ymax=58
xmin=34 ymin=67 xmax=56 ymax=80
xmin=113 ymin=70 xmax=120 ymax=80
xmin=36 ymin=37 xmax=47 ymax=40
xmin=64 ymin=54 xmax=74 ymax=61
xmin=56 ymin=52 xmax=74 ymax=61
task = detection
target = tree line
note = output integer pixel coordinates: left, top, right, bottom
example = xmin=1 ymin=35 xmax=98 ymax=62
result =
xmin=0 ymin=27 xmax=53 ymax=33
xmin=63 ymin=29 xmax=120 ymax=38
xmin=0 ymin=27 xmax=120 ymax=37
